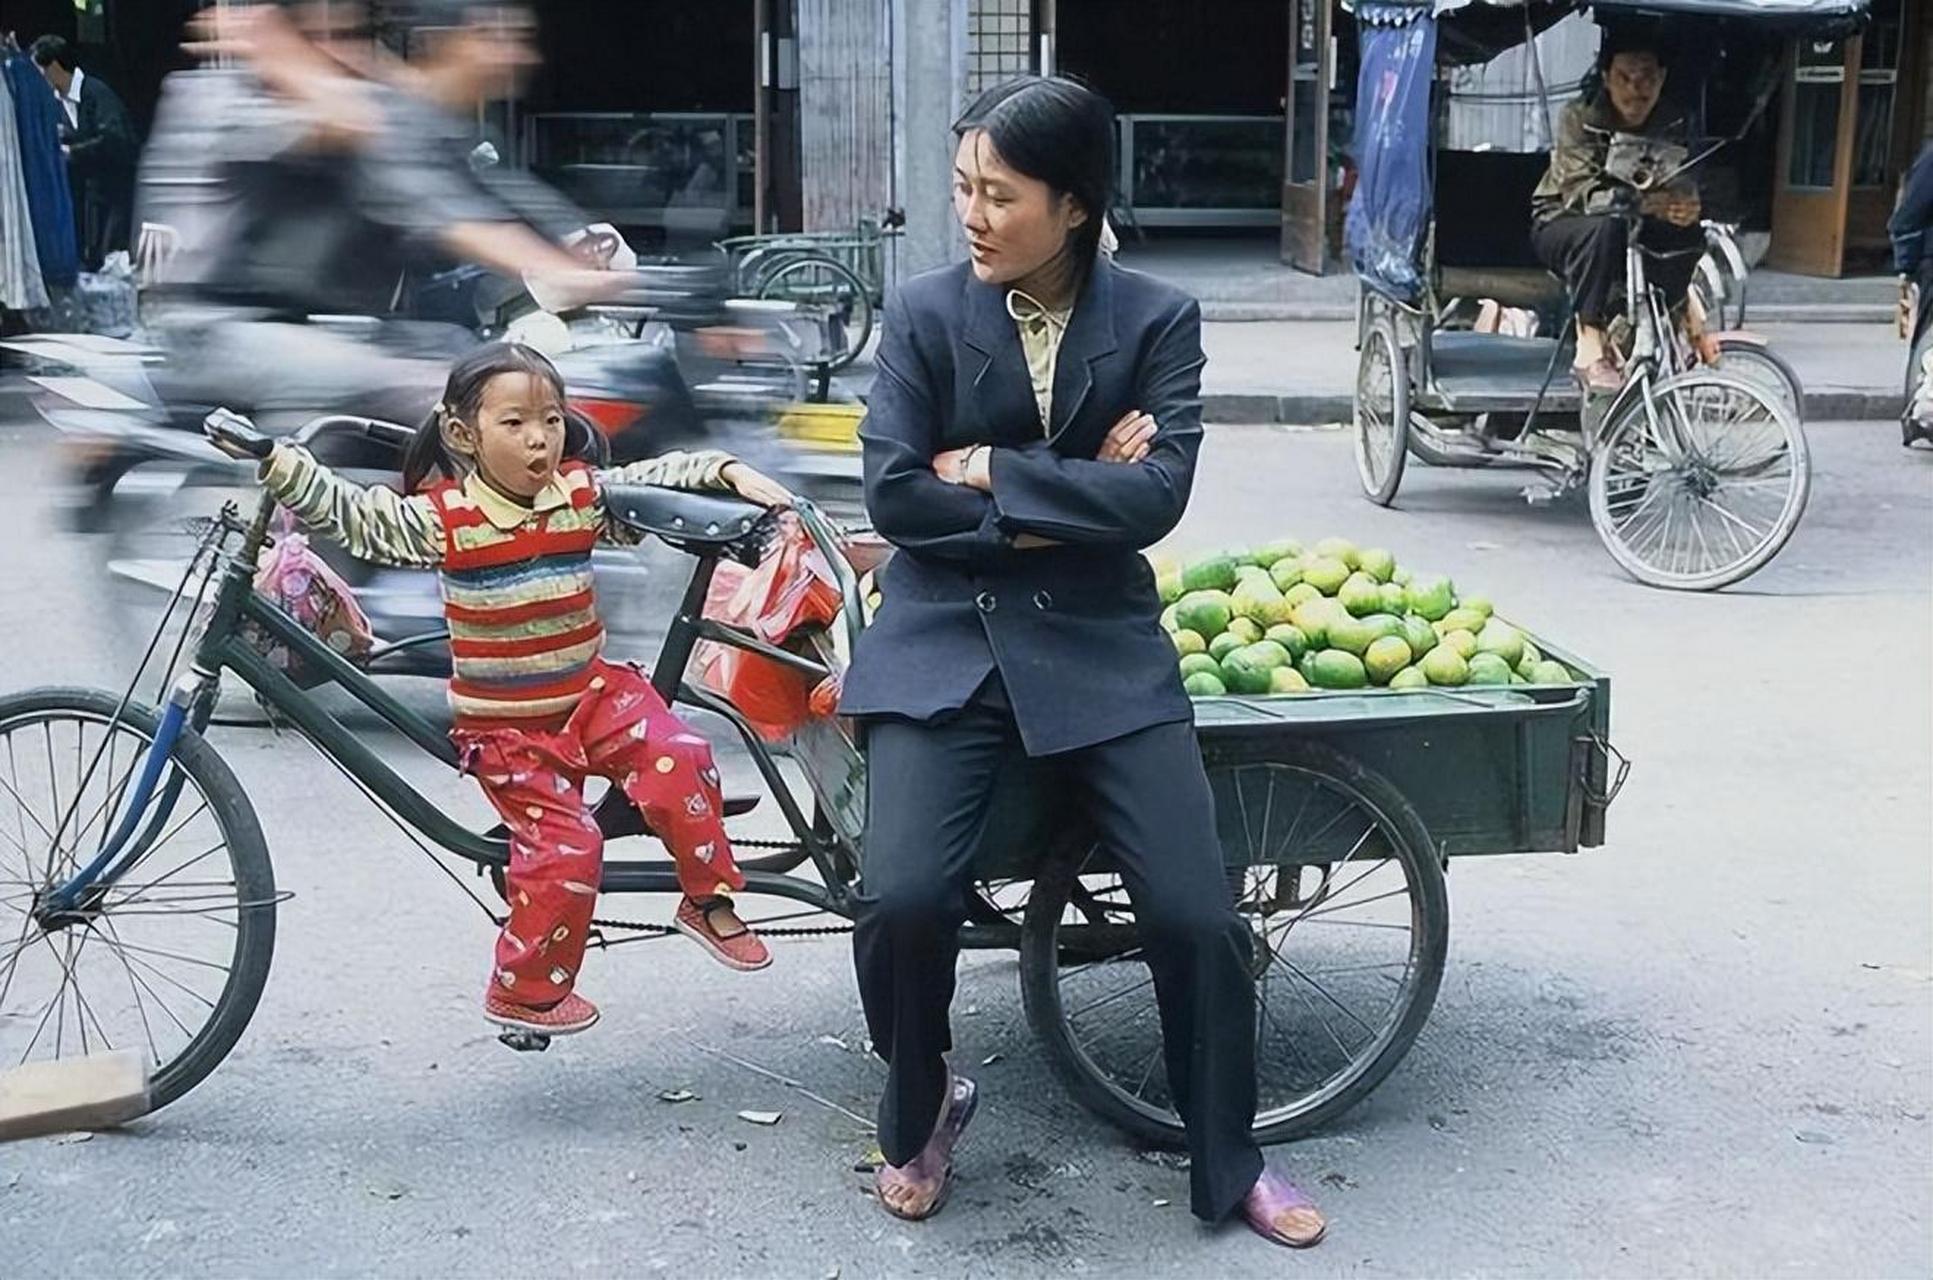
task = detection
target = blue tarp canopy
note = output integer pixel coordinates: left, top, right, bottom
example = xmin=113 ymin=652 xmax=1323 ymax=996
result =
xmin=1346 ymin=13 xmax=1438 ymax=302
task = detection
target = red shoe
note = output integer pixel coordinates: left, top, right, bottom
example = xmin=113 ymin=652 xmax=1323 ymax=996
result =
xmin=484 ymin=990 xmax=601 ymax=1036
xmin=674 ymin=896 xmax=772 ymax=971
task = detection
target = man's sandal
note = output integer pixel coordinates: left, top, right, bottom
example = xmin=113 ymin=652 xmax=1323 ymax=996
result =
xmin=875 ymin=1073 xmax=978 ymax=1222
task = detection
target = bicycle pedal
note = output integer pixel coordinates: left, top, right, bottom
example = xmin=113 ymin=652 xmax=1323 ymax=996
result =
xmin=1521 ymin=484 xmax=1559 ymax=506
xmin=497 ymin=1029 xmax=552 ymax=1053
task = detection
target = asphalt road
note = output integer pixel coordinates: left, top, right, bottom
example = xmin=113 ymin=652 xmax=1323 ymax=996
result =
xmin=2 ymin=414 xmax=1929 ymax=1278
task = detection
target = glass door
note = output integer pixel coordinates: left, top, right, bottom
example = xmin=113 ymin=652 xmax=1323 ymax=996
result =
xmin=1768 ymin=29 xmax=1862 ymax=276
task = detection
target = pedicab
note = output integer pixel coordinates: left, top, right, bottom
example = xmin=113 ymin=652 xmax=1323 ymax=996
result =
xmin=0 ymin=410 xmax=1620 ymax=1145
xmin=1348 ymin=0 xmax=1867 ymax=590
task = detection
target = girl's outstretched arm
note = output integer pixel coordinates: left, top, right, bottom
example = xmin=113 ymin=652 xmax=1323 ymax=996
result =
xmin=261 ymin=444 xmax=444 ymax=568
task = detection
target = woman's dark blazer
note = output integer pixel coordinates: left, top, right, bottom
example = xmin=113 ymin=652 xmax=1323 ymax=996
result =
xmin=837 ymin=256 xmax=1206 ymax=757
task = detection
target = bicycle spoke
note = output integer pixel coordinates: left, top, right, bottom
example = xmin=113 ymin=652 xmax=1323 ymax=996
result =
xmin=98 ymin=917 xmax=163 ymax=1065
xmin=97 ymin=935 xmax=231 ymax=976
xmin=1058 ymin=945 xmax=1146 ymax=984
xmin=108 ymin=800 xmax=214 ymax=889
xmin=1295 ymin=960 xmax=1412 ymax=978
xmin=1297 ymin=854 xmax=1393 ymax=919
xmin=1278 ymin=955 xmax=1381 ymax=1041
xmin=1269 ymin=784 xmax=1314 ymax=866
xmin=105 ymin=838 xmax=227 ymax=909
xmin=0 ymin=910 xmax=37 ymax=1011
xmin=1295 ymin=883 xmax=1412 ymax=925
xmin=1612 ymin=479 xmax=1668 ymax=536
xmin=1275 ymin=956 xmax=1354 ymax=1061
xmin=1067 ymin=969 xmax=1158 ymax=1023
xmin=1233 ymin=768 xmax=1256 ymax=864
xmin=1129 ymin=1041 xmax=1164 ymax=1101
xmin=113 ymin=949 xmax=202 ymax=1041
xmin=0 ymin=763 xmax=58 ymax=860
xmin=1072 ymin=977 xmax=1164 ymax=1043
xmin=1695 ymin=493 xmax=1773 ymax=544
xmin=42 ymin=723 xmax=61 ymax=886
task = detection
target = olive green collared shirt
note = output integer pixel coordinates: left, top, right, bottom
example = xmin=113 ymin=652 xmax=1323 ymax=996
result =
xmin=1531 ymin=97 xmax=1692 ymax=226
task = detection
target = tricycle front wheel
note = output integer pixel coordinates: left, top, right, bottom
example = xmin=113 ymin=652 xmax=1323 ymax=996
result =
xmin=0 ymin=687 xmax=277 ymax=1116
xmin=1019 ymin=739 xmax=1446 ymax=1147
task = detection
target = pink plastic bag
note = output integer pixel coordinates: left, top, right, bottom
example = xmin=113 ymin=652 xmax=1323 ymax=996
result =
xmin=242 ymin=511 xmax=375 ymax=685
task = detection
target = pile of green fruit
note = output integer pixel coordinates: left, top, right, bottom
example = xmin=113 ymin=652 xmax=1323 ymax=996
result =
xmin=1153 ymin=538 xmax=1576 ymax=697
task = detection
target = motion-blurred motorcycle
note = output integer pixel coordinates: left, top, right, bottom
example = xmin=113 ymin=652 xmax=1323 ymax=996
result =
xmin=11 ymin=257 xmax=852 ymax=719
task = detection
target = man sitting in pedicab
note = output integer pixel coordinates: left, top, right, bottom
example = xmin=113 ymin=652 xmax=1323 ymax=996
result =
xmin=1530 ymin=27 xmax=1717 ymax=393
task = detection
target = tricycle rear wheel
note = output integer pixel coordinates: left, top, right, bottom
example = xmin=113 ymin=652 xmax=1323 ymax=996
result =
xmin=1019 ymin=739 xmax=1446 ymax=1147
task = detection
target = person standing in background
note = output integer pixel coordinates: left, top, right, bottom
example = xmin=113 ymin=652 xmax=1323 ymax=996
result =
xmin=1890 ymin=141 xmax=1933 ymax=445
xmin=31 ymin=35 xmax=136 ymax=269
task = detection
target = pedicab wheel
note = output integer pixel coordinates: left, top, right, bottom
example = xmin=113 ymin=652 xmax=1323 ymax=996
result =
xmin=756 ymin=255 xmax=875 ymax=373
xmin=0 ymin=688 xmax=276 ymax=1114
xmin=1019 ymin=739 xmax=1447 ymax=1148
xmin=1589 ymin=370 xmax=1809 ymax=591
xmin=1354 ymin=319 xmax=1410 ymax=506
xmin=1713 ymin=338 xmax=1803 ymax=424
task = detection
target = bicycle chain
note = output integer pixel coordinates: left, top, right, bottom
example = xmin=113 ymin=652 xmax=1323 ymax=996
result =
xmin=585 ymin=833 xmax=856 ymax=941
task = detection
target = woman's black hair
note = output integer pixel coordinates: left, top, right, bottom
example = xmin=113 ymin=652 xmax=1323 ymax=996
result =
xmin=952 ymin=76 xmax=1117 ymax=279
xmin=400 ymin=340 xmax=607 ymax=493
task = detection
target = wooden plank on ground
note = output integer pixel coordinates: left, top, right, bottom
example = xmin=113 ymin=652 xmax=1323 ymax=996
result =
xmin=0 ymin=1051 xmax=150 ymax=1143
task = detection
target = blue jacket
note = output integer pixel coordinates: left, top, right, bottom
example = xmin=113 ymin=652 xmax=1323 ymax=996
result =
xmin=1890 ymin=142 xmax=1933 ymax=280
xmin=839 ymin=258 xmax=1204 ymax=757
xmin=4 ymin=54 xmax=78 ymax=288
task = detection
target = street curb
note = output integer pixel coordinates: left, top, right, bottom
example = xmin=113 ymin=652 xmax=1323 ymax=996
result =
xmin=1203 ymin=387 xmax=1904 ymax=425
xmin=1200 ymin=301 xmax=1892 ymax=324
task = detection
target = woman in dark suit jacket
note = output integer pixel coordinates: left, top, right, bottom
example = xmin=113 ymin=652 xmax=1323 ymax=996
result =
xmin=839 ymin=77 xmax=1326 ymax=1248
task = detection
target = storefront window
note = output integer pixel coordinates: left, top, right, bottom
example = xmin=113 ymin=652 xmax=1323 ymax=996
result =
xmin=1853 ymin=0 xmax=1902 ymax=188
xmin=1787 ymin=38 xmax=1845 ymax=190
xmin=1126 ymin=117 xmax=1283 ymax=213
xmin=523 ymin=113 xmax=753 ymax=235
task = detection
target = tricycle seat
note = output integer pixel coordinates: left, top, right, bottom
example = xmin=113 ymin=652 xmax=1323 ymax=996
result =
xmin=602 ymin=484 xmax=766 ymax=554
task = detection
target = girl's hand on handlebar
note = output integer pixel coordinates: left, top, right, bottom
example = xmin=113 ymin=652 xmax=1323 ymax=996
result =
xmin=1098 ymin=410 xmax=1156 ymax=464
xmin=721 ymin=462 xmax=794 ymax=509
xmin=203 ymin=409 xmax=275 ymax=461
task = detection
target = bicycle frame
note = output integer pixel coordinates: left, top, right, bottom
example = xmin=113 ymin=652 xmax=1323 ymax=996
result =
xmin=1591 ymin=220 xmax=1710 ymax=468
xmin=42 ymin=475 xmax=865 ymax=922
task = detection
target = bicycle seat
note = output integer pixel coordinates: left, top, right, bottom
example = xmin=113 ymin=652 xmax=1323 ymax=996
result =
xmin=602 ymin=484 xmax=767 ymax=556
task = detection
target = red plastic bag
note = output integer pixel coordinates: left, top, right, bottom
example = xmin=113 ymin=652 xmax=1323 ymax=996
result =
xmin=695 ymin=514 xmax=844 ymax=740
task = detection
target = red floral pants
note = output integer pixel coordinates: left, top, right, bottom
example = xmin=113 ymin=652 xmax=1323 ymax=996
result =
xmin=454 ymin=658 xmax=744 ymax=1006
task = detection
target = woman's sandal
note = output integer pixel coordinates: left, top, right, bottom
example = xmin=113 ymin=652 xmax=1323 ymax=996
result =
xmin=875 ymin=1073 xmax=978 ymax=1222
xmin=1242 ymin=1166 xmax=1328 ymax=1249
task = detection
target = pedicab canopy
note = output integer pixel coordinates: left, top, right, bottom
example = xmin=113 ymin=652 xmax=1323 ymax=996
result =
xmin=1343 ymin=0 xmax=1870 ymax=302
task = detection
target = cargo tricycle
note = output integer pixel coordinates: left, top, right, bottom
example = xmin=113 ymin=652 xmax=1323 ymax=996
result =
xmin=0 ymin=413 xmax=1621 ymax=1144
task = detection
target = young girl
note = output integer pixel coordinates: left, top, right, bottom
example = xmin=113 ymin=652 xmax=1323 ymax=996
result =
xmin=211 ymin=341 xmax=792 ymax=1037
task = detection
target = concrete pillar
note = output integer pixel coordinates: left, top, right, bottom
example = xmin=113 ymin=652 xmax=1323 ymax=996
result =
xmin=889 ymin=0 xmax=970 ymax=287
xmin=797 ymin=0 xmax=893 ymax=232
